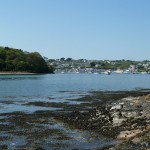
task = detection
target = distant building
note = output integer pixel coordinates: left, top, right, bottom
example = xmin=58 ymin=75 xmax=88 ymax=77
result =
xmin=129 ymin=65 xmax=136 ymax=73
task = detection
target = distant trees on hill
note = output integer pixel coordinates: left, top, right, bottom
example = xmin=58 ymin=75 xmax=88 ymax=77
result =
xmin=0 ymin=46 xmax=53 ymax=73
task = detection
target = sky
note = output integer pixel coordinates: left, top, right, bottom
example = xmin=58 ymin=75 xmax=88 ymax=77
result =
xmin=0 ymin=0 xmax=150 ymax=60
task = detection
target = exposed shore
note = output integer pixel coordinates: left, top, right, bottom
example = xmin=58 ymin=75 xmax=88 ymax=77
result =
xmin=0 ymin=71 xmax=39 ymax=75
xmin=56 ymin=91 xmax=150 ymax=150
xmin=0 ymin=90 xmax=150 ymax=149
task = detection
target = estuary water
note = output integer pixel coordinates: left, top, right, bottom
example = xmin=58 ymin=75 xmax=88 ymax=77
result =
xmin=1 ymin=73 xmax=150 ymax=97
xmin=0 ymin=73 xmax=150 ymax=149
xmin=0 ymin=73 xmax=150 ymax=113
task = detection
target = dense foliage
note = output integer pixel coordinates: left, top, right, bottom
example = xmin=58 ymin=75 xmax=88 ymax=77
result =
xmin=0 ymin=46 xmax=53 ymax=73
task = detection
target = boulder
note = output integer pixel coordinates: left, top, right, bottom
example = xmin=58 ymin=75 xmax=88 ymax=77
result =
xmin=117 ymin=129 xmax=143 ymax=140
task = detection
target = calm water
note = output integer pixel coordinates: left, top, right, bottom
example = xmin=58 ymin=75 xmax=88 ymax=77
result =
xmin=0 ymin=73 xmax=150 ymax=149
xmin=0 ymin=73 xmax=150 ymax=97
xmin=0 ymin=73 xmax=150 ymax=112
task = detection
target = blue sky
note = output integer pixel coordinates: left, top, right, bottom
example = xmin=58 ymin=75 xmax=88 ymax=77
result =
xmin=0 ymin=0 xmax=150 ymax=60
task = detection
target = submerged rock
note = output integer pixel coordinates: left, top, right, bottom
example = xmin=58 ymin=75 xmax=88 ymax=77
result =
xmin=0 ymin=145 xmax=7 ymax=150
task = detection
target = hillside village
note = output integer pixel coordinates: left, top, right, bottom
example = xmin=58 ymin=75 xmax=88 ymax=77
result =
xmin=46 ymin=58 xmax=150 ymax=74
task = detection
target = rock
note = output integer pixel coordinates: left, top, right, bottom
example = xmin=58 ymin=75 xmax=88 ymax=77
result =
xmin=35 ymin=147 xmax=45 ymax=150
xmin=113 ymin=117 xmax=126 ymax=126
xmin=125 ymin=111 xmax=139 ymax=118
xmin=144 ymin=94 xmax=150 ymax=100
xmin=117 ymin=129 xmax=143 ymax=140
xmin=0 ymin=145 xmax=7 ymax=150
xmin=132 ymin=137 xmax=141 ymax=143
xmin=146 ymin=124 xmax=150 ymax=130
xmin=122 ymin=97 xmax=134 ymax=101
xmin=110 ymin=104 xmax=122 ymax=110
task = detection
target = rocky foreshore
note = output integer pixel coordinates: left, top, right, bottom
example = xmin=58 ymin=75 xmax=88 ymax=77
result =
xmin=0 ymin=90 xmax=150 ymax=149
xmin=57 ymin=92 xmax=150 ymax=150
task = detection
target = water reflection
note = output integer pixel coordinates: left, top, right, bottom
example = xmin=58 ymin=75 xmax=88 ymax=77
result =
xmin=0 ymin=75 xmax=41 ymax=81
xmin=0 ymin=103 xmax=61 ymax=114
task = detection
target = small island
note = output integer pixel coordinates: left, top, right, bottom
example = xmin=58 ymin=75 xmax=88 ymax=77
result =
xmin=0 ymin=46 xmax=54 ymax=74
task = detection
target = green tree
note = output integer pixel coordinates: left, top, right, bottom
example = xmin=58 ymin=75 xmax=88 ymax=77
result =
xmin=26 ymin=52 xmax=50 ymax=73
xmin=0 ymin=46 xmax=53 ymax=73
xmin=90 ymin=62 xmax=96 ymax=68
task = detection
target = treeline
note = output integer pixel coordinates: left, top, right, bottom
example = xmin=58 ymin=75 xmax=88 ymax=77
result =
xmin=0 ymin=46 xmax=54 ymax=73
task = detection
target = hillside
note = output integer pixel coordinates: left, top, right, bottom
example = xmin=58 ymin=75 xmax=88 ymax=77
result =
xmin=0 ymin=46 xmax=53 ymax=73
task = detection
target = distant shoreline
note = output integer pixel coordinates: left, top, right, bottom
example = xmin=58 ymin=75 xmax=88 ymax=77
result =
xmin=0 ymin=71 xmax=38 ymax=75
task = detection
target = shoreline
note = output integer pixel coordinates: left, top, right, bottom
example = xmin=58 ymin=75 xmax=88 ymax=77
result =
xmin=0 ymin=71 xmax=40 ymax=75
xmin=0 ymin=90 xmax=150 ymax=149
xmin=55 ymin=91 xmax=150 ymax=150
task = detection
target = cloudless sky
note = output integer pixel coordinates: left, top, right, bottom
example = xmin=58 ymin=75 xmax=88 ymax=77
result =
xmin=0 ymin=0 xmax=150 ymax=60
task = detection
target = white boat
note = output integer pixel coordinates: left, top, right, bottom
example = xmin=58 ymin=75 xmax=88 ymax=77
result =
xmin=94 ymin=72 xmax=99 ymax=74
xmin=141 ymin=72 xmax=147 ymax=74
xmin=103 ymin=70 xmax=111 ymax=75
xmin=76 ymin=71 xmax=80 ymax=74
xmin=114 ymin=69 xmax=123 ymax=74
xmin=123 ymin=70 xmax=130 ymax=74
